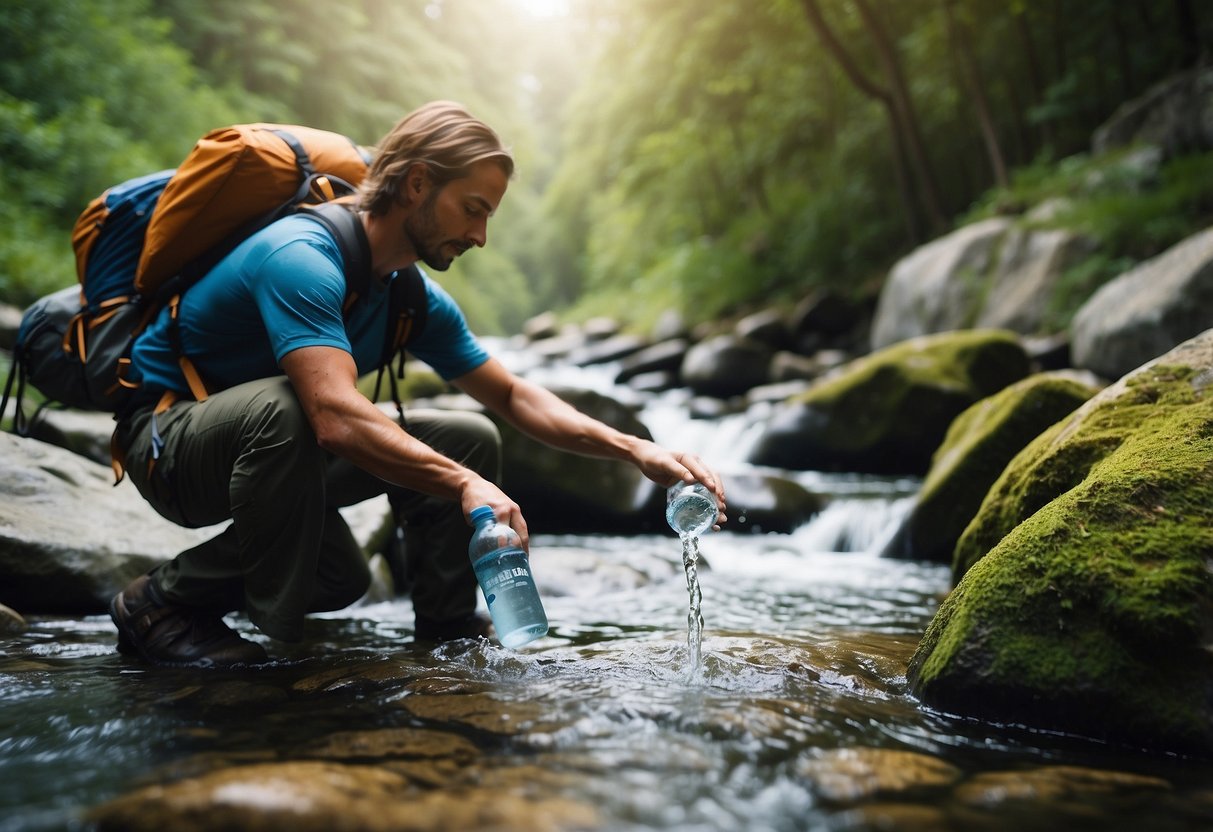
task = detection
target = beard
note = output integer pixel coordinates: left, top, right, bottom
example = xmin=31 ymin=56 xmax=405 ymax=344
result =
xmin=403 ymin=188 xmax=468 ymax=272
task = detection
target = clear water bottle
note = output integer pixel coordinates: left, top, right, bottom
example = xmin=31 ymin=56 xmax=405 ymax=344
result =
xmin=467 ymin=506 xmax=548 ymax=648
xmin=665 ymin=481 xmax=719 ymax=537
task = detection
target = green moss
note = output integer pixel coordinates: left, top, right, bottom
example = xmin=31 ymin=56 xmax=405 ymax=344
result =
xmin=794 ymin=329 xmax=1029 ymax=452
xmin=909 ymin=374 xmax=1098 ymax=561
xmin=910 ymin=362 xmax=1213 ymax=752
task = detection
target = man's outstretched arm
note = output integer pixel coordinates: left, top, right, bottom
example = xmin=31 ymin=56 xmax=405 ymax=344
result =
xmin=453 ymin=357 xmax=727 ymax=527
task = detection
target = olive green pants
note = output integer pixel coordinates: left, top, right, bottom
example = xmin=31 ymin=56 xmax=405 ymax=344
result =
xmin=115 ymin=377 xmax=501 ymax=642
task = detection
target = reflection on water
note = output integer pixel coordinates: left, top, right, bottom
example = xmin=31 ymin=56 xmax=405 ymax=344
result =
xmin=4 ymin=508 xmax=1213 ymax=831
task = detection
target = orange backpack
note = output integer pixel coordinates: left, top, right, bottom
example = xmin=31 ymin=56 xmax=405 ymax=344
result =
xmin=72 ymin=122 xmax=372 ymax=300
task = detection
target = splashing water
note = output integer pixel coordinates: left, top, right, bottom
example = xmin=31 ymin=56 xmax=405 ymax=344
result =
xmin=682 ymin=533 xmax=704 ymax=681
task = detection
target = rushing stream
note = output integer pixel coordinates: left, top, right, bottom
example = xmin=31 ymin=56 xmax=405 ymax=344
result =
xmin=4 ymin=342 xmax=1213 ymax=831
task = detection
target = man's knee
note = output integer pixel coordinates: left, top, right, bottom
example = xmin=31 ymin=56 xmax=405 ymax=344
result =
xmin=408 ymin=409 xmax=502 ymax=482
xmin=457 ymin=411 xmax=503 ymax=480
xmin=241 ymin=379 xmax=323 ymax=467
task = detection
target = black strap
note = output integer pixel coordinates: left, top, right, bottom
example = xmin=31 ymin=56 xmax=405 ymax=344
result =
xmin=270 ymin=128 xmax=317 ymax=178
xmin=303 ymin=202 xmax=373 ymax=309
xmin=0 ymin=350 xmax=29 ymax=435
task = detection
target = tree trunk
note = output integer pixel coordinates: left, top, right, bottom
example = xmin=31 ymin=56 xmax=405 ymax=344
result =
xmin=798 ymin=0 xmax=940 ymax=240
xmin=854 ymin=0 xmax=949 ymax=232
xmin=1175 ymin=0 xmax=1201 ymax=68
xmin=1013 ymin=4 xmax=1051 ymax=154
xmin=942 ymin=0 xmax=1008 ymax=189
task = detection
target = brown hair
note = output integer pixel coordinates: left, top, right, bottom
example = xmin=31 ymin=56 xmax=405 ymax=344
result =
xmin=358 ymin=101 xmax=514 ymax=215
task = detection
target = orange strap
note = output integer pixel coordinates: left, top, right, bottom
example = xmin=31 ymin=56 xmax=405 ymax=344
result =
xmin=314 ymin=175 xmax=336 ymax=202
xmin=110 ymin=389 xmax=180 ymax=485
xmin=179 ymin=356 xmax=209 ymax=402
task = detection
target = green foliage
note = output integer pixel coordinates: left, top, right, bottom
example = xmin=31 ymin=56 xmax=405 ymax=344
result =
xmin=1 ymin=0 xmax=1210 ymax=332
xmin=0 ymin=0 xmax=246 ymax=305
xmin=967 ymin=148 xmax=1213 ymax=329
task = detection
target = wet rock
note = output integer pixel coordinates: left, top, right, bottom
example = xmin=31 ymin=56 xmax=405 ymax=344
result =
xmin=886 ymin=372 xmax=1099 ymax=563
xmin=0 ymin=432 xmax=217 ymax=614
xmin=790 ymin=289 xmax=864 ymax=340
xmin=89 ymin=760 xmax=599 ymax=832
xmin=533 ymin=545 xmax=676 ymax=597
xmin=302 ymin=727 xmax=479 ymax=766
xmin=681 ymin=334 xmax=773 ymax=399
xmin=158 ymin=680 xmax=289 ymax=712
xmin=745 ymin=380 xmax=812 ymax=407
xmin=0 ymin=602 xmax=27 ymax=634
xmin=909 ymin=328 xmax=1213 ymax=754
xmin=568 ymin=333 xmax=647 ymax=366
xmin=22 ymin=409 xmax=116 ymax=466
xmin=1071 ymin=225 xmax=1213 ymax=381
xmin=768 ymin=351 xmax=825 ymax=384
xmin=491 ymin=386 xmax=662 ymax=535
xmin=798 ymin=747 xmax=962 ymax=804
xmin=624 ymin=370 xmax=677 ymax=394
xmin=292 ymin=657 xmax=415 ymax=695
xmin=734 ymin=308 xmax=792 ymax=350
xmin=953 ymin=765 xmax=1170 ymax=807
xmin=835 ymin=803 xmax=951 ymax=831
xmin=397 ymin=691 xmax=549 ymax=736
xmin=581 ymin=316 xmax=620 ymax=341
xmin=615 ymin=338 xmax=688 ymax=384
xmin=721 ymin=470 xmax=824 ymax=534
xmin=522 ymin=311 xmax=560 ymax=341
xmin=748 ymin=330 xmax=1030 ymax=475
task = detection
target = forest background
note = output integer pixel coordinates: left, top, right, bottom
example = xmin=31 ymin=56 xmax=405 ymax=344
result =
xmin=2 ymin=0 xmax=1212 ymax=337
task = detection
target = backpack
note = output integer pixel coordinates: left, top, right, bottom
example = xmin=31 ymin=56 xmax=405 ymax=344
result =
xmin=1 ymin=123 xmax=428 ymax=441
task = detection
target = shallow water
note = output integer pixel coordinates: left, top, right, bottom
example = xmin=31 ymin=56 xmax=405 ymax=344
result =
xmin=5 ymin=345 xmax=1213 ymax=830
xmin=5 ymin=507 xmax=1213 ymax=831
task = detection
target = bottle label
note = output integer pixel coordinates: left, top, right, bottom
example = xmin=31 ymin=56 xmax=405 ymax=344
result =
xmin=481 ymin=564 xmax=532 ymax=594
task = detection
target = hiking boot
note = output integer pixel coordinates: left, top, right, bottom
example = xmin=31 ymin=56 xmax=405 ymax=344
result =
xmin=109 ymin=574 xmax=267 ymax=668
xmin=414 ymin=612 xmax=495 ymax=643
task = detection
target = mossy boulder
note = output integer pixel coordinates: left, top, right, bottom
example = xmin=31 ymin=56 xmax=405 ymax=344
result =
xmin=892 ymin=373 xmax=1099 ymax=562
xmin=748 ymin=329 xmax=1031 ymax=475
xmin=908 ymin=329 xmax=1213 ymax=754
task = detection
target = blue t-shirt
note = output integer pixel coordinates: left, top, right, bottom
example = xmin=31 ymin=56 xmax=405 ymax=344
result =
xmin=129 ymin=213 xmax=489 ymax=396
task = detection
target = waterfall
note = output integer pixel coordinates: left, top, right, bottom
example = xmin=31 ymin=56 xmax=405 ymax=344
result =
xmin=487 ymin=337 xmax=920 ymax=548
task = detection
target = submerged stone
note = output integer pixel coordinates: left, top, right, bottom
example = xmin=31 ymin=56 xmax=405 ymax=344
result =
xmin=953 ymin=765 xmax=1170 ymax=808
xmin=798 ymin=747 xmax=962 ymax=804
xmin=89 ymin=760 xmax=599 ymax=832
xmin=909 ymin=329 xmax=1213 ymax=754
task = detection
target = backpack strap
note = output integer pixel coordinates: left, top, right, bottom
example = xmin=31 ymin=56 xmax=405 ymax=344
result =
xmin=0 ymin=349 xmax=29 ymax=435
xmin=301 ymin=201 xmax=373 ymax=310
xmin=303 ymin=204 xmax=430 ymax=427
xmin=373 ymin=266 xmax=429 ymax=426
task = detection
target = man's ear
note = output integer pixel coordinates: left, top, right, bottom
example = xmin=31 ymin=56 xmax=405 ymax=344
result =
xmin=402 ymin=164 xmax=430 ymax=203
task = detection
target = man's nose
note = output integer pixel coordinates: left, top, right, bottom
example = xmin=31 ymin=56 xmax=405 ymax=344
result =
xmin=469 ymin=218 xmax=488 ymax=248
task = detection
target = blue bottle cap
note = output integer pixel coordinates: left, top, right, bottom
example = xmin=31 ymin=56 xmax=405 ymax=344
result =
xmin=470 ymin=505 xmax=496 ymax=524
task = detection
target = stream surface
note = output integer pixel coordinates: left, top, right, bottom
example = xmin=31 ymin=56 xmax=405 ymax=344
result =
xmin=4 ymin=342 xmax=1213 ymax=831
